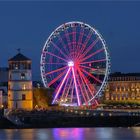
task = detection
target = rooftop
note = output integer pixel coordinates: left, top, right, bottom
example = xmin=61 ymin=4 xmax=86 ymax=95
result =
xmin=110 ymin=72 xmax=140 ymax=77
xmin=8 ymin=53 xmax=31 ymax=62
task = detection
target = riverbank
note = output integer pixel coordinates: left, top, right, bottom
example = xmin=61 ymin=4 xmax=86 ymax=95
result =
xmin=1 ymin=109 xmax=140 ymax=128
xmin=20 ymin=115 xmax=140 ymax=128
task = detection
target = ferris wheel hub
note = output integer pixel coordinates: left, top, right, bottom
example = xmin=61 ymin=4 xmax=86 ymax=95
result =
xmin=68 ymin=61 xmax=74 ymax=67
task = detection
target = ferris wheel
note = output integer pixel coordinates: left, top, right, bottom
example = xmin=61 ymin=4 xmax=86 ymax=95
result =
xmin=40 ymin=21 xmax=110 ymax=106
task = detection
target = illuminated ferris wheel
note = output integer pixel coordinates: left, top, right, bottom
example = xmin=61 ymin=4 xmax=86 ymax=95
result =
xmin=40 ymin=21 xmax=110 ymax=106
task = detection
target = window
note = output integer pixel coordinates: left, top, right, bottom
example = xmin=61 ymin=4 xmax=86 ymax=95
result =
xmin=15 ymin=63 xmax=19 ymax=70
xmin=22 ymin=84 xmax=26 ymax=90
xmin=21 ymin=73 xmax=25 ymax=80
xmin=22 ymin=94 xmax=26 ymax=100
xmin=20 ymin=63 xmax=25 ymax=69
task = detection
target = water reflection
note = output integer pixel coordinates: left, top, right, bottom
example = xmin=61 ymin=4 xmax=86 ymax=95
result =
xmin=53 ymin=128 xmax=84 ymax=140
xmin=0 ymin=128 xmax=140 ymax=140
xmin=132 ymin=127 xmax=140 ymax=138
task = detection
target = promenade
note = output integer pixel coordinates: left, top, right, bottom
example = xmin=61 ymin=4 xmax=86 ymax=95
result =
xmin=1 ymin=108 xmax=140 ymax=128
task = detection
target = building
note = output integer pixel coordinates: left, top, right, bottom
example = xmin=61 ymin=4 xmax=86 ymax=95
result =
xmin=0 ymin=68 xmax=8 ymax=108
xmin=104 ymin=72 xmax=140 ymax=104
xmin=0 ymin=88 xmax=7 ymax=108
xmin=8 ymin=52 xmax=33 ymax=110
xmin=33 ymin=88 xmax=54 ymax=108
xmin=33 ymin=81 xmax=44 ymax=88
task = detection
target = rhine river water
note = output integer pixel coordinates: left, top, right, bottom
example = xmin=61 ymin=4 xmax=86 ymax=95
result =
xmin=0 ymin=128 xmax=140 ymax=140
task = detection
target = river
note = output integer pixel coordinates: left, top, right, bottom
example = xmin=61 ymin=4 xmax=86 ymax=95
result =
xmin=0 ymin=127 xmax=140 ymax=140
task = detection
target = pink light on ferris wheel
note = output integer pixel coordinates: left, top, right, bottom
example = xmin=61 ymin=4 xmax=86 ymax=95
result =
xmin=72 ymin=67 xmax=81 ymax=106
xmin=40 ymin=21 xmax=110 ymax=106
xmin=52 ymin=67 xmax=71 ymax=104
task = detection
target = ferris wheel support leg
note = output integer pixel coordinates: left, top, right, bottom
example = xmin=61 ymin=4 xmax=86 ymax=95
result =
xmin=72 ymin=67 xmax=81 ymax=106
xmin=52 ymin=67 xmax=71 ymax=104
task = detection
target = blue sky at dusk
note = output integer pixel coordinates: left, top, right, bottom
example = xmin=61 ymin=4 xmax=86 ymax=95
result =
xmin=0 ymin=1 xmax=140 ymax=80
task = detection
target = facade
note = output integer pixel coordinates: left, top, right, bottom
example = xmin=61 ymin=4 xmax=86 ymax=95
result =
xmin=0 ymin=88 xmax=8 ymax=108
xmin=8 ymin=53 xmax=33 ymax=110
xmin=0 ymin=91 xmax=2 ymax=107
xmin=33 ymin=88 xmax=54 ymax=108
xmin=0 ymin=67 xmax=8 ymax=108
xmin=104 ymin=72 xmax=140 ymax=103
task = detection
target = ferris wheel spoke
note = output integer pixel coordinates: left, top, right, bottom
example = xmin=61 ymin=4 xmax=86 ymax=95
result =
xmin=46 ymin=51 xmax=68 ymax=62
xmin=45 ymin=66 xmax=67 ymax=76
xmin=64 ymin=77 xmax=73 ymax=101
xmin=81 ymin=68 xmax=102 ymax=84
xmin=72 ymin=26 xmax=77 ymax=59
xmin=70 ymin=82 xmax=74 ymax=103
xmin=51 ymin=41 xmax=69 ymax=60
xmin=48 ymin=69 xmax=67 ymax=87
xmin=79 ymin=74 xmax=91 ymax=102
xmin=75 ymin=28 xmax=84 ymax=61
xmin=64 ymin=29 xmax=73 ymax=58
xmin=80 ymin=58 xmax=106 ymax=64
xmin=72 ymin=67 xmax=81 ymax=106
xmin=77 ymin=31 xmax=92 ymax=58
xmin=52 ymin=67 xmax=71 ymax=104
xmin=79 ymin=72 xmax=96 ymax=101
xmin=77 ymin=28 xmax=84 ymax=50
xmin=58 ymin=35 xmax=70 ymax=56
xmin=79 ymin=37 xmax=99 ymax=60
xmin=80 ymin=48 xmax=104 ymax=63
xmin=79 ymin=65 xmax=97 ymax=71
xmin=78 ymin=67 xmax=96 ymax=100
xmin=44 ymin=62 xmax=67 ymax=65
xmin=60 ymin=74 xmax=71 ymax=101
xmin=79 ymin=65 xmax=104 ymax=74
xmin=76 ymin=72 xmax=88 ymax=105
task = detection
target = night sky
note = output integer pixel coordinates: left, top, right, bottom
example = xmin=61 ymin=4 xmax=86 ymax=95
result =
xmin=0 ymin=1 xmax=140 ymax=80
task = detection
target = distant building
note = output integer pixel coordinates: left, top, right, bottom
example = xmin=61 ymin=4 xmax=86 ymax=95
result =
xmin=0 ymin=67 xmax=8 ymax=83
xmin=0 ymin=88 xmax=8 ymax=108
xmin=0 ymin=68 xmax=8 ymax=108
xmin=33 ymin=88 xmax=54 ymax=108
xmin=0 ymin=90 xmax=3 ymax=107
xmin=8 ymin=52 xmax=33 ymax=110
xmin=104 ymin=72 xmax=140 ymax=103
xmin=33 ymin=81 xmax=44 ymax=88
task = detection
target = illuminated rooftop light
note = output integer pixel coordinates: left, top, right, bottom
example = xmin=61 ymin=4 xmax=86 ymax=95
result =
xmin=68 ymin=61 xmax=74 ymax=67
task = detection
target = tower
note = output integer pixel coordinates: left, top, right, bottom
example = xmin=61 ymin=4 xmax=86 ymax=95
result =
xmin=8 ymin=52 xmax=33 ymax=110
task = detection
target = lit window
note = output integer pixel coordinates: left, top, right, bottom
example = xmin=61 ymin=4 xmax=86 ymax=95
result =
xmin=23 ymin=84 xmax=26 ymax=90
xmin=15 ymin=64 xmax=18 ymax=70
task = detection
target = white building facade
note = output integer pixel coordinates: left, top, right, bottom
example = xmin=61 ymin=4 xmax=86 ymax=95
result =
xmin=8 ymin=53 xmax=33 ymax=110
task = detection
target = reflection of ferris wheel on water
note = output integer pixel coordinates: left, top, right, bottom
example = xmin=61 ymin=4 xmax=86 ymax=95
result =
xmin=40 ymin=21 xmax=110 ymax=106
